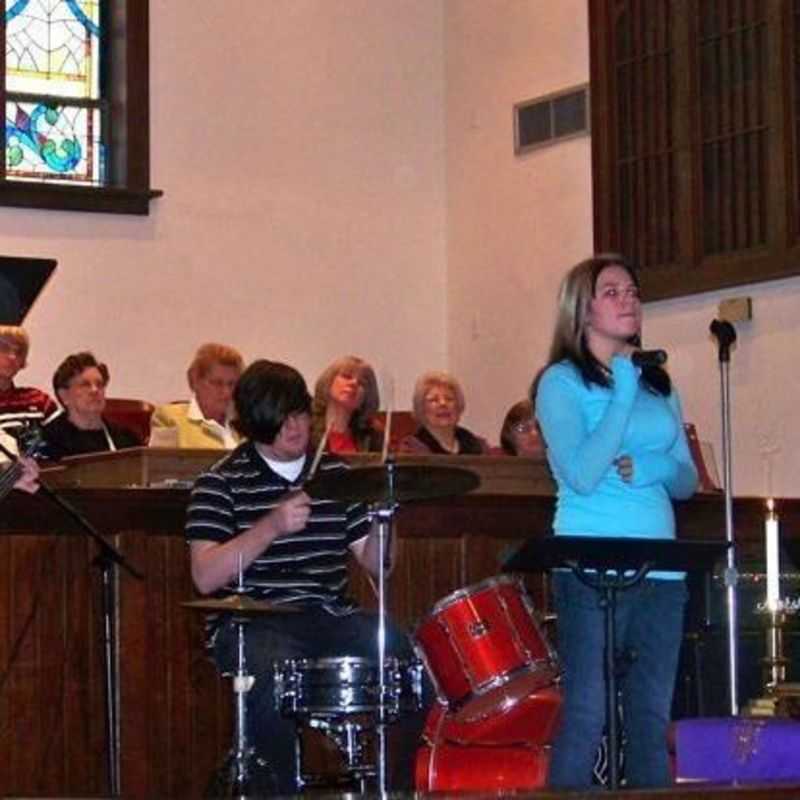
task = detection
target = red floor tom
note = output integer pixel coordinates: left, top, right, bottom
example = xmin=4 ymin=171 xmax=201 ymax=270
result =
xmin=415 ymin=741 xmax=550 ymax=792
xmin=413 ymin=575 xmax=558 ymax=712
xmin=423 ymin=682 xmax=562 ymax=747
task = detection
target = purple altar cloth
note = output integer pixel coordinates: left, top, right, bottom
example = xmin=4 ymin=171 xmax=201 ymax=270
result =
xmin=674 ymin=717 xmax=800 ymax=782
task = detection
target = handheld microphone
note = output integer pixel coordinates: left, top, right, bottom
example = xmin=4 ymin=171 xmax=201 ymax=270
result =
xmin=631 ymin=349 xmax=667 ymax=368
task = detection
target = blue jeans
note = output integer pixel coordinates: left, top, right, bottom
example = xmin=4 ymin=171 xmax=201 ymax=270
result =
xmin=212 ymin=607 xmax=427 ymax=794
xmin=548 ymin=572 xmax=687 ymax=790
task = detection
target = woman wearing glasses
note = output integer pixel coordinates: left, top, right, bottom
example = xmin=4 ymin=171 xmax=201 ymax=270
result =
xmin=42 ymin=352 xmax=141 ymax=460
xmin=398 ymin=371 xmax=488 ymax=455
xmin=499 ymin=399 xmax=544 ymax=457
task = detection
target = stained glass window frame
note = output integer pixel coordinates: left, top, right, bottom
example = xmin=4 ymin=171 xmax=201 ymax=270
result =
xmin=0 ymin=0 xmax=161 ymax=214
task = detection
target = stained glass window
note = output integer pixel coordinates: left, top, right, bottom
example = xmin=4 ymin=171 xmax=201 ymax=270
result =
xmin=5 ymin=0 xmax=104 ymax=185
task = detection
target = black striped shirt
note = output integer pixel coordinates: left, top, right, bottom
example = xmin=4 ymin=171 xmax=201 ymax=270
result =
xmin=186 ymin=441 xmax=370 ymax=620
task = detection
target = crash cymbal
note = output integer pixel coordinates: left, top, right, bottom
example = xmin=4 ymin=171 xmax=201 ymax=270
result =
xmin=305 ymin=464 xmax=480 ymax=504
xmin=182 ymin=595 xmax=301 ymax=614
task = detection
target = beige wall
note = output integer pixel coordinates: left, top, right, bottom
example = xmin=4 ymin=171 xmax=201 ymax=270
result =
xmin=2 ymin=1 xmax=447 ymax=409
xmin=444 ymin=0 xmax=800 ymax=498
xmin=1 ymin=1 xmax=796 ymax=497
xmin=444 ymin=0 xmax=593 ymax=445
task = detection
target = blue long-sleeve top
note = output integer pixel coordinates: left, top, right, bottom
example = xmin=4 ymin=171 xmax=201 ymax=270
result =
xmin=535 ymin=356 xmax=698 ymax=579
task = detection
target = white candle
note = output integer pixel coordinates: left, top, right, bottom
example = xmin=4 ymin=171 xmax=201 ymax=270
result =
xmin=765 ymin=498 xmax=781 ymax=611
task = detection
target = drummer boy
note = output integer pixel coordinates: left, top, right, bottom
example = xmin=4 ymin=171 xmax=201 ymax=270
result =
xmin=186 ymin=359 xmax=426 ymax=794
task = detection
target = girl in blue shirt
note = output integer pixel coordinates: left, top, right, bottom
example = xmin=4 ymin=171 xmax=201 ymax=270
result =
xmin=534 ymin=254 xmax=698 ymax=789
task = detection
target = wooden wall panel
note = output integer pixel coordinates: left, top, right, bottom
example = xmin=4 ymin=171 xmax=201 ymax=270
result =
xmin=0 ymin=533 xmax=107 ymax=797
xmin=1 ymin=485 xmax=798 ymax=798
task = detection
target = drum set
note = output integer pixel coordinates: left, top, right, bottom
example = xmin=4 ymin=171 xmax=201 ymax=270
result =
xmin=185 ymin=462 xmax=563 ymax=795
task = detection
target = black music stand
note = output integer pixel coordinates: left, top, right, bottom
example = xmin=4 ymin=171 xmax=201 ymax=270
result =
xmin=504 ymin=536 xmax=729 ymax=791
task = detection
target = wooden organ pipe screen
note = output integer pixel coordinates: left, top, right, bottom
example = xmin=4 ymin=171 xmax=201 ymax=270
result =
xmin=589 ymin=0 xmax=800 ymax=300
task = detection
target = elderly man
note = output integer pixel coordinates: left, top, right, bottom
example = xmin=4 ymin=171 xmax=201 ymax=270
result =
xmin=150 ymin=342 xmax=244 ymax=448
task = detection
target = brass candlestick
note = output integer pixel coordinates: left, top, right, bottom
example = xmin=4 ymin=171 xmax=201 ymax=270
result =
xmin=746 ymin=599 xmax=797 ymax=717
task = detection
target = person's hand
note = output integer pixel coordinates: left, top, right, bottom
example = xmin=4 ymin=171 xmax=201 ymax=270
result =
xmin=13 ymin=457 xmax=40 ymax=494
xmin=270 ymin=490 xmax=311 ymax=536
xmin=614 ymin=454 xmax=633 ymax=483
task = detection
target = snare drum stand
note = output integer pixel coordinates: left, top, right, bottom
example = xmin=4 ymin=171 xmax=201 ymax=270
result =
xmin=299 ymin=716 xmax=375 ymax=792
xmin=210 ymin=613 xmax=276 ymax=798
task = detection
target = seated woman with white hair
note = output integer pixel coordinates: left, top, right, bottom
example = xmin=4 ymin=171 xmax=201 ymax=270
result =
xmin=398 ymin=371 xmax=489 ymax=455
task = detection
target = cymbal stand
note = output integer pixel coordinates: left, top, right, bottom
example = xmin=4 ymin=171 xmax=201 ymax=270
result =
xmin=211 ymin=615 xmax=279 ymax=798
xmin=219 ymin=613 xmax=265 ymax=798
xmin=210 ymin=563 xmax=275 ymax=798
xmin=371 ymin=457 xmax=398 ymax=794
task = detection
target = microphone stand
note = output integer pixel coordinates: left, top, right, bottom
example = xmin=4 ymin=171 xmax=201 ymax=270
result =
xmin=0 ymin=440 xmax=143 ymax=797
xmin=710 ymin=319 xmax=740 ymax=715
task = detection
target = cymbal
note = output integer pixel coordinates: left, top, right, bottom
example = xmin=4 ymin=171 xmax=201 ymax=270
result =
xmin=182 ymin=595 xmax=301 ymax=614
xmin=305 ymin=464 xmax=480 ymax=504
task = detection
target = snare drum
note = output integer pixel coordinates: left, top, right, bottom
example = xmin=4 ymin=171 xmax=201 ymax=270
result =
xmin=275 ymin=656 xmax=423 ymax=719
xmin=413 ymin=575 xmax=558 ymax=711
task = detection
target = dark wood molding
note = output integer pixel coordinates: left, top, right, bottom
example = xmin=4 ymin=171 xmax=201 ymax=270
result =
xmin=591 ymin=0 xmax=800 ymax=300
xmin=0 ymin=181 xmax=163 ymax=215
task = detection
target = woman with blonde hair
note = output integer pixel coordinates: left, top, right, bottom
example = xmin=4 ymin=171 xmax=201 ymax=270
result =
xmin=311 ymin=356 xmax=381 ymax=453
xmin=150 ymin=343 xmax=244 ymax=449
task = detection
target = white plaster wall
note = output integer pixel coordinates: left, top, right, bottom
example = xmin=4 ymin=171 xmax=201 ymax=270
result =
xmin=444 ymin=0 xmax=593 ymax=443
xmin=0 ymin=1 xmax=447 ymax=408
xmin=2 ymin=1 xmax=796 ymax=498
xmin=444 ymin=0 xmax=800 ymax=498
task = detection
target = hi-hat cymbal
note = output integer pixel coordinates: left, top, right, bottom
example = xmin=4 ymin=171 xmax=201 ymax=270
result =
xmin=182 ymin=595 xmax=301 ymax=614
xmin=305 ymin=464 xmax=480 ymax=504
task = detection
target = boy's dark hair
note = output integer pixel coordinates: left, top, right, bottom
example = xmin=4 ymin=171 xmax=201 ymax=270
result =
xmin=234 ymin=360 xmax=312 ymax=443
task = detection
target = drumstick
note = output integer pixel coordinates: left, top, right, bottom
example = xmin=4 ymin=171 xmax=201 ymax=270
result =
xmin=236 ymin=551 xmax=244 ymax=591
xmin=307 ymin=419 xmax=333 ymax=481
xmin=380 ymin=373 xmax=394 ymax=464
xmin=381 ymin=407 xmax=392 ymax=464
